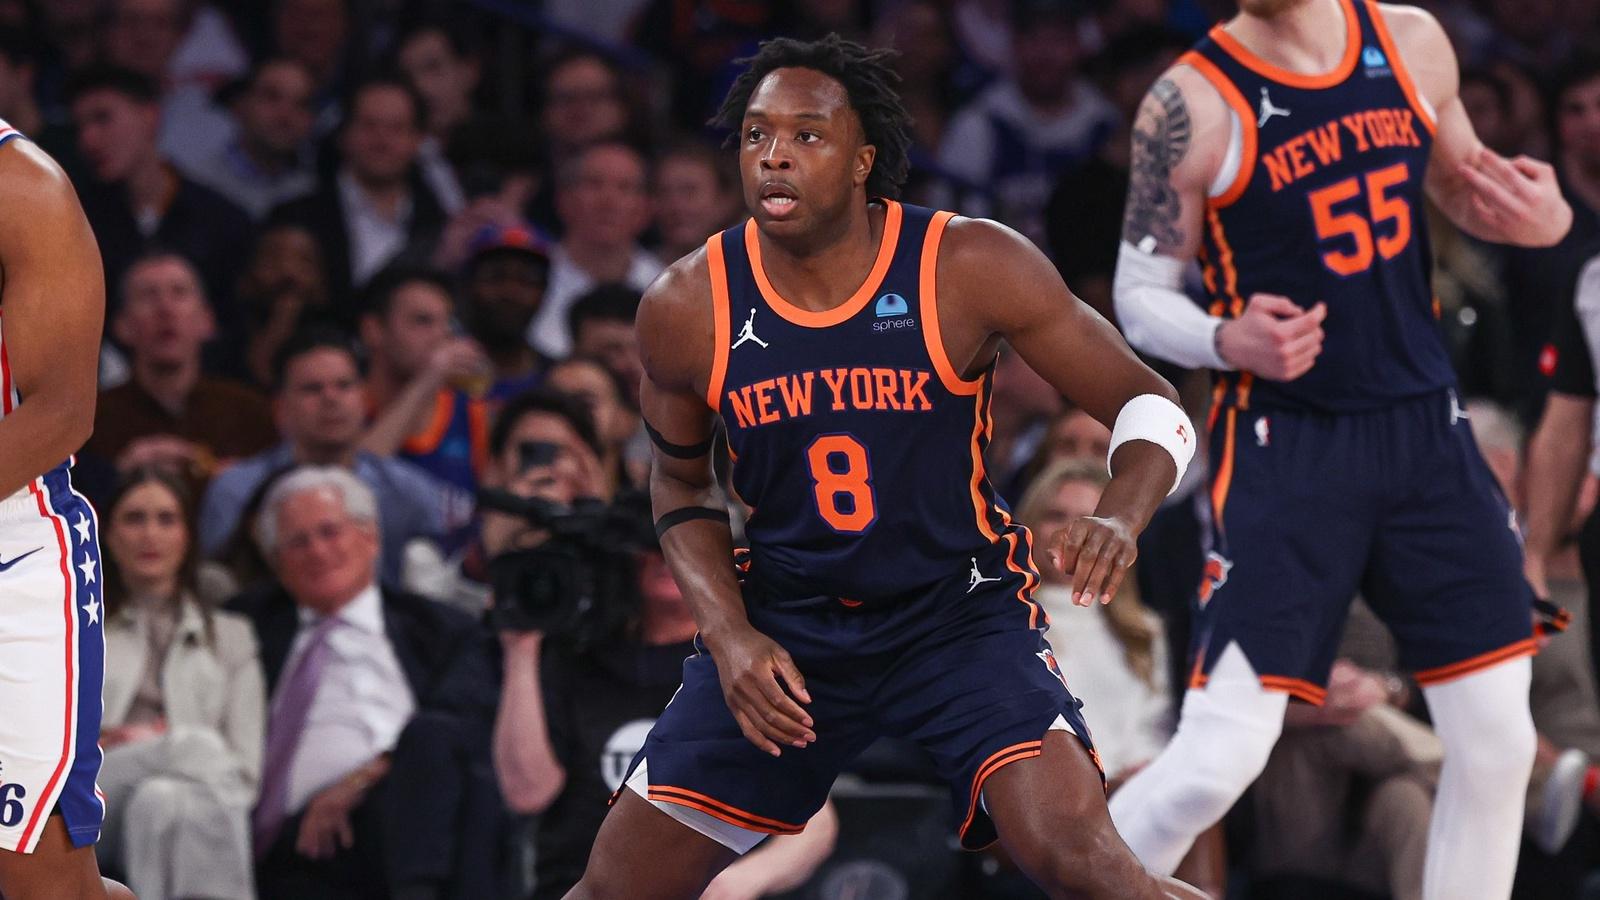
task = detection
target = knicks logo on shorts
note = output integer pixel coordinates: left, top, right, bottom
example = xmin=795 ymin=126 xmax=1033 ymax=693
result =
xmin=1036 ymin=648 xmax=1070 ymax=690
xmin=1197 ymin=551 xmax=1234 ymax=607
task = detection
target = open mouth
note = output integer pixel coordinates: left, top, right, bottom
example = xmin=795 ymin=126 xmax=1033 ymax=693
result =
xmin=760 ymin=183 xmax=799 ymax=216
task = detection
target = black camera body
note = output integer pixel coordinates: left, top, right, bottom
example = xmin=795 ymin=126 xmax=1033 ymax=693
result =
xmin=480 ymin=490 xmax=657 ymax=647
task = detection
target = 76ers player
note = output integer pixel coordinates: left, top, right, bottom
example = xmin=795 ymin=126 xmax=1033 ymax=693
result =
xmin=1108 ymin=0 xmax=1571 ymax=897
xmin=566 ymin=35 xmax=1205 ymax=900
xmin=0 ymin=122 xmax=129 ymax=899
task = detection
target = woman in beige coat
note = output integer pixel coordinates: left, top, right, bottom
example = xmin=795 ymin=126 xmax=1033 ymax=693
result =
xmin=98 ymin=468 xmax=264 ymax=900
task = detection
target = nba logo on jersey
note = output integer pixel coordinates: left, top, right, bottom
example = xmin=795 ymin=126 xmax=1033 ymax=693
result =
xmin=1362 ymin=45 xmax=1391 ymax=77
xmin=874 ymin=293 xmax=909 ymax=317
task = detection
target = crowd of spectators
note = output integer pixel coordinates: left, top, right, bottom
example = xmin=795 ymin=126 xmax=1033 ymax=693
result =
xmin=7 ymin=0 xmax=1600 ymax=896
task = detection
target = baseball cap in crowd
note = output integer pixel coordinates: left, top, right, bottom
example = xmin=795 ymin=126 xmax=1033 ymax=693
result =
xmin=466 ymin=223 xmax=552 ymax=274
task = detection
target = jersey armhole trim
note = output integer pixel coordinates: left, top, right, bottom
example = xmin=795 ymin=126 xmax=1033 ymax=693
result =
xmin=918 ymin=211 xmax=983 ymax=397
xmin=1365 ymin=0 xmax=1439 ymax=136
xmin=1182 ymin=52 xmax=1258 ymax=209
xmin=704 ymin=234 xmax=732 ymax=412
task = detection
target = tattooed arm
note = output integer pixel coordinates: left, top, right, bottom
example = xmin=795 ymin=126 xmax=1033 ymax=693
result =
xmin=1115 ymin=67 xmax=1329 ymax=379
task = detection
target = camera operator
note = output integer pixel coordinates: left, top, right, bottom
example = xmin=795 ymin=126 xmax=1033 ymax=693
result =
xmin=488 ymin=480 xmax=837 ymax=897
xmin=400 ymin=389 xmax=607 ymax=616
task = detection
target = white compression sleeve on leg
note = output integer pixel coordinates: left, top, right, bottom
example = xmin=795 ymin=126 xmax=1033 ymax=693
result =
xmin=1420 ymin=657 xmax=1536 ymax=900
xmin=1113 ymin=240 xmax=1231 ymax=371
xmin=1108 ymin=393 xmax=1197 ymax=494
xmin=1109 ymin=643 xmax=1287 ymax=874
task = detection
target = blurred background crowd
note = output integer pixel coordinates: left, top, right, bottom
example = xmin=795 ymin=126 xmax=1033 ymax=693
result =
xmin=13 ymin=0 xmax=1600 ymax=897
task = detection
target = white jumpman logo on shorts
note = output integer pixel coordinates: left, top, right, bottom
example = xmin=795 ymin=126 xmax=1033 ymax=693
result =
xmin=731 ymin=308 xmax=769 ymax=349
xmin=1257 ymin=87 xmax=1291 ymax=127
xmin=967 ymin=557 xmax=1003 ymax=594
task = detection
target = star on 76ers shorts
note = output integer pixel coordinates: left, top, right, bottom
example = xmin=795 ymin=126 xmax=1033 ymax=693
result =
xmin=0 ymin=469 xmax=105 ymax=853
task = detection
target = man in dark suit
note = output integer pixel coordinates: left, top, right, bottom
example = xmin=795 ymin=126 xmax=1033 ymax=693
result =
xmin=67 ymin=64 xmax=254 ymax=328
xmin=266 ymin=75 xmax=447 ymax=321
xmin=231 ymin=465 xmax=499 ymax=900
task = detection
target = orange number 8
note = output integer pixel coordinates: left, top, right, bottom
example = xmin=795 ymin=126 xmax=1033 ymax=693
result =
xmin=806 ymin=434 xmax=876 ymax=533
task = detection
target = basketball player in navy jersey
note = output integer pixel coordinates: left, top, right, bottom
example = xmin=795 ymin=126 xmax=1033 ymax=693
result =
xmin=1108 ymin=0 xmax=1571 ymax=897
xmin=563 ymin=36 xmax=1207 ymax=900
xmin=0 ymin=127 xmax=132 ymax=897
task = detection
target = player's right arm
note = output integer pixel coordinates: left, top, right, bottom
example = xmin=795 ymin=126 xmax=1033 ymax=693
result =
xmin=1114 ymin=65 xmax=1325 ymax=381
xmin=637 ymin=252 xmax=816 ymax=757
xmin=0 ymin=140 xmax=103 ymax=498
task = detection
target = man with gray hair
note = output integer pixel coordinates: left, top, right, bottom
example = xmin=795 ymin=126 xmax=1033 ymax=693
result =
xmin=231 ymin=466 xmax=498 ymax=900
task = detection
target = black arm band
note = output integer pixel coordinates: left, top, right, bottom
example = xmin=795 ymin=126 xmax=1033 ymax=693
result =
xmin=644 ymin=418 xmax=716 ymax=460
xmin=654 ymin=506 xmax=731 ymax=538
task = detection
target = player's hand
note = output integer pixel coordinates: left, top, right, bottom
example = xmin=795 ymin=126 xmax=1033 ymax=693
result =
xmin=1313 ymin=660 xmax=1387 ymax=726
xmin=295 ymin=778 xmax=362 ymax=860
xmin=1049 ymin=515 xmax=1137 ymax=607
xmin=1215 ymin=294 xmax=1326 ymax=381
xmin=705 ymin=624 xmax=815 ymax=757
xmin=1457 ymin=149 xmax=1572 ymax=247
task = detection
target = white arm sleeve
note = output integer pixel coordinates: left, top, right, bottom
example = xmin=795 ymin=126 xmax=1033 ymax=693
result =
xmin=1112 ymin=240 xmax=1231 ymax=371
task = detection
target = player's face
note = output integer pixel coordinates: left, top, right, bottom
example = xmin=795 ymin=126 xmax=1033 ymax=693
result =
xmin=107 ymin=481 xmax=188 ymax=595
xmin=376 ymin=282 xmax=454 ymax=378
xmin=277 ymin=348 xmax=366 ymax=453
xmin=271 ymin=487 xmax=380 ymax=615
xmin=739 ymin=67 xmax=875 ymax=238
xmin=1030 ymin=479 xmax=1103 ymax=585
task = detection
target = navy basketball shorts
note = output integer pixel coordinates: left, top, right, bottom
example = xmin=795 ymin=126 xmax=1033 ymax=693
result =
xmin=1191 ymin=389 xmax=1540 ymax=703
xmin=621 ymin=526 xmax=1100 ymax=851
xmin=0 ymin=471 xmax=106 ymax=853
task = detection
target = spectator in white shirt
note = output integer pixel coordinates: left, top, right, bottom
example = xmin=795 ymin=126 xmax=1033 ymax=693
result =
xmin=527 ymin=141 xmax=661 ymax=358
xmin=235 ymin=466 xmax=496 ymax=900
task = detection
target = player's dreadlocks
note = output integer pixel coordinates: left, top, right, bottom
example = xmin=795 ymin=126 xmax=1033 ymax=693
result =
xmin=712 ymin=33 xmax=913 ymax=200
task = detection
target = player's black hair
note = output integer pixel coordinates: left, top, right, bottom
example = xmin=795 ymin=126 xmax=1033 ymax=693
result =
xmin=64 ymin=64 xmax=159 ymax=107
xmin=490 ymin=388 xmax=602 ymax=459
xmin=566 ymin=283 xmax=642 ymax=344
xmin=711 ymin=33 xmax=912 ymax=199
xmin=271 ymin=326 xmax=362 ymax=394
xmin=360 ymin=263 xmax=455 ymax=321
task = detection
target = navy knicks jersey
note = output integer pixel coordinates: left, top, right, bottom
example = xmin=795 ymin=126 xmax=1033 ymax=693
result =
xmin=706 ymin=200 xmax=1030 ymax=603
xmin=1185 ymin=0 xmax=1453 ymax=412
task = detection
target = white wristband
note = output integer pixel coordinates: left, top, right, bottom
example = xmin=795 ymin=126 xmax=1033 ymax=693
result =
xmin=1107 ymin=393 xmax=1196 ymax=495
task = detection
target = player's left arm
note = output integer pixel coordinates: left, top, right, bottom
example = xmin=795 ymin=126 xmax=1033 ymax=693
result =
xmin=1388 ymin=3 xmax=1572 ymax=246
xmin=0 ymin=140 xmax=104 ymax=499
xmin=940 ymin=217 xmax=1191 ymax=606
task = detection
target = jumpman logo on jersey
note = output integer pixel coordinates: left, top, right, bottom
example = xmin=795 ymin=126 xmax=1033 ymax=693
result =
xmin=731 ymin=308 xmax=769 ymax=350
xmin=1449 ymin=391 xmax=1470 ymax=426
xmin=1257 ymin=87 xmax=1291 ymax=127
xmin=967 ymin=557 xmax=1003 ymax=594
